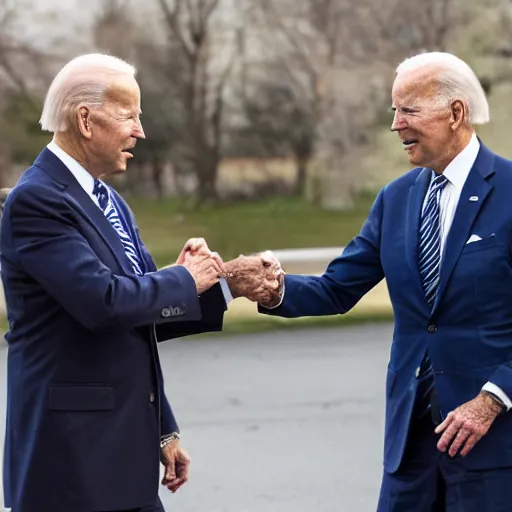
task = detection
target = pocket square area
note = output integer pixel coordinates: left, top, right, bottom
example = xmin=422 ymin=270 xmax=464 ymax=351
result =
xmin=466 ymin=234 xmax=482 ymax=244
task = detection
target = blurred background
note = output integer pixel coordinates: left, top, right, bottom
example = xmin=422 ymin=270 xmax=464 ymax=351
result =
xmin=2 ymin=0 xmax=510 ymax=327
xmin=1 ymin=0 xmax=512 ymax=509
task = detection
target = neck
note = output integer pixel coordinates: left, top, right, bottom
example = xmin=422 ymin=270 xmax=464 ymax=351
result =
xmin=53 ymin=132 xmax=101 ymax=179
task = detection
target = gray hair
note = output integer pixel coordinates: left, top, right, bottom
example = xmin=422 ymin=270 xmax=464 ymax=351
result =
xmin=396 ymin=52 xmax=490 ymax=125
xmin=39 ymin=53 xmax=137 ymax=133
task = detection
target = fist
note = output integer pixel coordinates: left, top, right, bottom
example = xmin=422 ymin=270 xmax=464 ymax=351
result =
xmin=223 ymin=252 xmax=284 ymax=304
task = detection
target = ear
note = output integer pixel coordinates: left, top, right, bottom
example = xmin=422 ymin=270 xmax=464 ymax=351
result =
xmin=77 ymin=106 xmax=93 ymax=139
xmin=450 ymin=100 xmax=466 ymax=130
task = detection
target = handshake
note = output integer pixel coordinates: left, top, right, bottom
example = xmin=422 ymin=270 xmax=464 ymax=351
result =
xmin=174 ymin=238 xmax=285 ymax=308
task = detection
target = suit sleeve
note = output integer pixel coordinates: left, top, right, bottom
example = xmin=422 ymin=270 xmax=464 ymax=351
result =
xmin=136 ymin=227 xmax=227 ymax=341
xmin=259 ymin=189 xmax=385 ymax=318
xmin=7 ymin=184 xmax=203 ymax=332
xmin=160 ymin=392 xmax=179 ymax=435
xmin=154 ymin=284 xmax=226 ymax=341
xmin=487 ymin=367 xmax=512 ymax=405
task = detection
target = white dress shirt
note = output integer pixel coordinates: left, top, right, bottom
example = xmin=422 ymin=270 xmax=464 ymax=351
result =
xmin=422 ymin=133 xmax=511 ymax=410
xmin=47 ymin=140 xmax=233 ymax=304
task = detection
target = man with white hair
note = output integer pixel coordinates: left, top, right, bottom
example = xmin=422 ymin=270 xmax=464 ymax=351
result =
xmin=1 ymin=54 xmax=281 ymax=512
xmin=259 ymin=52 xmax=512 ymax=510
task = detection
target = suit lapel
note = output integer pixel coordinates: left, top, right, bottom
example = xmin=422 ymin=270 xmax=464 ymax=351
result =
xmin=405 ymin=168 xmax=432 ymax=305
xmin=432 ymin=144 xmax=495 ymax=313
xmin=35 ymin=148 xmax=134 ymax=275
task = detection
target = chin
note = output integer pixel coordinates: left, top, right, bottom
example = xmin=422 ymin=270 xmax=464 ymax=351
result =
xmin=111 ymin=164 xmax=127 ymax=175
xmin=406 ymin=150 xmax=424 ymax=167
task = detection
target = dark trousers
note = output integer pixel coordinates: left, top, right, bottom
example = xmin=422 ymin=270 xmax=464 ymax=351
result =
xmin=377 ymin=404 xmax=512 ymax=511
xmin=101 ymin=496 xmax=165 ymax=512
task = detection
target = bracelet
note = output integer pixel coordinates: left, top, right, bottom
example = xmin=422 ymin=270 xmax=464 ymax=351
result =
xmin=160 ymin=432 xmax=180 ymax=448
xmin=483 ymin=391 xmax=506 ymax=412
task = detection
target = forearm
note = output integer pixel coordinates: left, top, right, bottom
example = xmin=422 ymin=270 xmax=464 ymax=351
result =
xmin=261 ymin=190 xmax=385 ymax=317
xmin=259 ymin=261 xmax=384 ymax=318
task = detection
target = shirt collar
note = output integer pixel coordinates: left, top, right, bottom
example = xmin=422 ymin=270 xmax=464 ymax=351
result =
xmin=46 ymin=139 xmax=96 ymax=198
xmin=441 ymin=132 xmax=480 ymax=191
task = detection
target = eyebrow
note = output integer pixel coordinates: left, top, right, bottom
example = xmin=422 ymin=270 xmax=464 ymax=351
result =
xmin=389 ymin=105 xmax=420 ymax=112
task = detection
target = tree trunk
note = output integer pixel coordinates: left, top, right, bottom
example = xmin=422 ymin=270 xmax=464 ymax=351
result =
xmin=195 ymin=155 xmax=220 ymax=205
xmin=292 ymin=154 xmax=310 ymax=196
xmin=151 ymin=157 xmax=165 ymax=199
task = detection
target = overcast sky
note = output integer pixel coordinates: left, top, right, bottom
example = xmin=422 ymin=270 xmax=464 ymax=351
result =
xmin=15 ymin=0 xmax=161 ymax=50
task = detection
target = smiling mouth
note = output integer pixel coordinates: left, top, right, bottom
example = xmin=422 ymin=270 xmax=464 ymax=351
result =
xmin=402 ymin=139 xmax=418 ymax=147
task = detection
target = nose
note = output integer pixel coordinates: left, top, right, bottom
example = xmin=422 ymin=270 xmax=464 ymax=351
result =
xmin=133 ymin=119 xmax=145 ymax=139
xmin=391 ymin=110 xmax=406 ymax=132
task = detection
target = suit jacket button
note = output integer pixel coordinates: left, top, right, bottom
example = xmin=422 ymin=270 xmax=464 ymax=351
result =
xmin=161 ymin=308 xmax=171 ymax=318
xmin=149 ymin=392 xmax=156 ymax=403
xmin=427 ymin=324 xmax=436 ymax=333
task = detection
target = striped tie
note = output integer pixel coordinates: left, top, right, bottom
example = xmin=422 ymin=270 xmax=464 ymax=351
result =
xmin=93 ymin=180 xmax=143 ymax=275
xmin=418 ymin=173 xmax=448 ymax=305
xmin=416 ymin=172 xmax=448 ymax=419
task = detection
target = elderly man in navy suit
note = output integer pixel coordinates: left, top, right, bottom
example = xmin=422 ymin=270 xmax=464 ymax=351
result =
xmin=1 ymin=53 xmax=281 ymax=512
xmin=260 ymin=52 xmax=512 ymax=511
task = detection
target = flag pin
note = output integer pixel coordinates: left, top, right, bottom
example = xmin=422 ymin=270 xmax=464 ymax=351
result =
xmin=469 ymin=196 xmax=478 ymax=202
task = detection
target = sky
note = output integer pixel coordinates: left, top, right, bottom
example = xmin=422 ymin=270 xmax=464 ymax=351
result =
xmin=14 ymin=0 xmax=163 ymax=50
xmin=15 ymin=0 xmax=103 ymax=49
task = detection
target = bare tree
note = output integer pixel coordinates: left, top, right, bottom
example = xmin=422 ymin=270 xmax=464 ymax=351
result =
xmin=241 ymin=0 xmax=462 ymax=204
xmin=243 ymin=0 xmax=375 ymax=198
xmin=155 ymin=0 xmax=238 ymax=204
xmin=0 ymin=0 xmax=54 ymax=185
xmin=0 ymin=0 xmax=56 ymax=110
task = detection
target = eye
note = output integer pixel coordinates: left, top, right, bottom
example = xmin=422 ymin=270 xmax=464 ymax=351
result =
xmin=389 ymin=106 xmax=417 ymax=115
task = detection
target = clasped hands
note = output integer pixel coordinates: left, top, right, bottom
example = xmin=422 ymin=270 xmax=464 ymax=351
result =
xmin=176 ymin=237 xmax=284 ymax=307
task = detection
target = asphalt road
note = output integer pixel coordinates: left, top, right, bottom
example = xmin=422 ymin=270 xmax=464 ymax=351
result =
xmin=0 ymin=324 xmax=393 ymax=512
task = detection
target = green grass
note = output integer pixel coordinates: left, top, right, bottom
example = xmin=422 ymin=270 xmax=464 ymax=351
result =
xmin=128 ymin=193 xmax=377 ymax=267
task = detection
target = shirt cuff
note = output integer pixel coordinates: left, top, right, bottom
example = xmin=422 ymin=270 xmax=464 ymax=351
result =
xmin=259 ymin=281 xmax=285 ymax=309
xmin=482 ymin=382 xmax=512 ymax=411
xmin=219 ymin=277 xmax=233 ymax=305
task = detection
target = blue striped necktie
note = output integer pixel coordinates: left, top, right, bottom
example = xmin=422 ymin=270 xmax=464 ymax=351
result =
xmin=93 ymin=180 xmax=144 ymax=275
xmin=419 ymin=173 xmax=448 ymax=305
xmin=416 ymin=172 xmax=448 ymax=384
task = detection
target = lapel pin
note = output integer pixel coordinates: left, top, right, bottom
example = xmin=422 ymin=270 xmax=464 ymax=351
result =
xmin=469 ymin=196 xmax=479 ymax=202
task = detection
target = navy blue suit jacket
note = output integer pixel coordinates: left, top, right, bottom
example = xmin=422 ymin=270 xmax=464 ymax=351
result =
xmin=261 ymin=143 xmax=512 ymax=474
xmin=1 ymin=148 xmax=226 ymax=512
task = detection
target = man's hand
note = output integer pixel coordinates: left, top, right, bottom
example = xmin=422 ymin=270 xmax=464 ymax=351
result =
xmin=435 ymin=391 xmax=504 ymax=457
xmin=177 ymin=238 xmax=223 ymax=294
xmin=0 ymin=187 xmax=12 ymax=212
xmin=176 ymin=237 xmax=223 ymax=267
xmin=223 ymin=251 xmax=284 ymax=306
xmin=160 ymin=440 xmax=190 ymax=493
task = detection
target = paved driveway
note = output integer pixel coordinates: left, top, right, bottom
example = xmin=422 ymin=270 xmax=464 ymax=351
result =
xmin=0 ymin=324 xmax=393 ymax=512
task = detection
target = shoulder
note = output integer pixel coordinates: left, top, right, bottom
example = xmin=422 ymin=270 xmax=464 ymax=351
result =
xmin=384 ymin=167 xmax=425 ymax=192
xmin=493 ymin=154 xmax=512 ymax=175
xmin=4 ymin=166 xmax=65 ymax=217
xmin=371 ymin=167 xmax=425 ymax=207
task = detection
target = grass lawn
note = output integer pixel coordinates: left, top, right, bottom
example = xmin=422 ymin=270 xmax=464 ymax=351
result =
xmin=127 ymin=192 xmax=377 ymax=267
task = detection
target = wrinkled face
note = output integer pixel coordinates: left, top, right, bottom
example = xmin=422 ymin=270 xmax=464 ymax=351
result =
xmin=391 ymin=69 xmax=459 ymax=172
xmin=82 ymin=74 xmax=145 ymax=177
